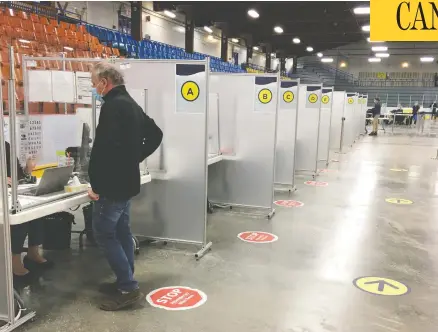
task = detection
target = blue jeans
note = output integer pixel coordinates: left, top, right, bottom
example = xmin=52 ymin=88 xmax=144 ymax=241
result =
xmin=92 ymin=197 xmax=138 ymax=292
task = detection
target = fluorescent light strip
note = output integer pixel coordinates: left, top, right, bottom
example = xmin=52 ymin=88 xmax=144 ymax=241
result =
xmin=163 ymin=10 xmax=176 ymax=19
xmin=274 ymin=26 xmax=283 ymax=34
xmin=354 ymin=7 xmax=370 ymax=15
xmin=367 ymin=38 xmax=384 ymax=43
xmin=317 ymin=52 xmax=323 ymax=58
xmin=231 ymin=38 xmax=239 ymax=43
xmin=368 ymin=57 xmax=381 ymax=63
xmin=321 ymin=58 xmax=333 ymax=63
xmin=306 ymin=46 xmax=314 ymax=52
xmin=204 ymin=26 xmax=213 ymax=33
xmin=362 ymin=25 xmax=370 ymax=32
xmin=248 ymin=9 xmax=259 ymax=18
xmin=421 ymin=57 xmax=434 ymax=62
xmin=292 ymin=37 xmax=300 ymax=44
xmin=372 ymin=46 xmax=388 ymax=52
xmin=375 ymin=53 xmax=390 ymax=58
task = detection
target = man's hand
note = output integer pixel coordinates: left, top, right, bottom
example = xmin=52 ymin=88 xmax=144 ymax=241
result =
xmin=88 ymin=188 xmax=100 ymax=201
xmin=25 ymin=158 xmax=36 ymax=173
xmin=7 ymin=177 xmax=12 ymax=187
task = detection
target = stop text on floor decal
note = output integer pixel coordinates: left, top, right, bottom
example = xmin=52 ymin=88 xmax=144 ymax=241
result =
xmin=274 ymin=200 xmax=304 ymax=208
xmin=146 ymin=286 xmax=207 ymax=311
xmin=304 ymin=181 xmax=328 ymax=187
xmin=237 ymin=231 xmax=278 ymax=243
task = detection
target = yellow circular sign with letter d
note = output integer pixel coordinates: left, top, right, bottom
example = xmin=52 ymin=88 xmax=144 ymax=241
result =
xmin=181 ymin=81 xmax=200 ymax=102
xmin=353 ymin=276 xmax=410 ymax=296
xmin=348 ymin=97 xmax=354 ymax=104
xmin=385 ymin=198 xmax=413 ymax=205
xmin=283 ymin=91 xmax=294 ymax=103
xmin=308 ymin=93 xmax=318 ymax=103
xmin=321 ymin=95 xmax=330 ymax=104
xmin=258 ymin=88 xmax=273 ymax=104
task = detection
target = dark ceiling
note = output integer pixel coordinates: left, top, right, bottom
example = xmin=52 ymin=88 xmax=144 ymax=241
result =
xmin=153 ymin=1 xmax=370 ymax=58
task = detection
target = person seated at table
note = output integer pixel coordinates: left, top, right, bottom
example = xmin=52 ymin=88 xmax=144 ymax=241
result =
xmin=4 ymin=141 xmax=54 ymax=286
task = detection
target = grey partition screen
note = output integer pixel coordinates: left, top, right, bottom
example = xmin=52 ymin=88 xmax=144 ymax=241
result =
xmin=208 ymin=73 xmax=278 ymax=215
xmin=344 ymin=93 xmax=358 ymax=148
xmin=330 ymin=91 xmax=346 ymax=152
xmin=116 ymin=60 xmax=208 ymax=246
xmin=318 ymin=87 xmax=334 ymax=164
xmin=296 ymin=84 xmax=322 ymax=176
xmin=275 ymin=79 xmax=299 ymax=191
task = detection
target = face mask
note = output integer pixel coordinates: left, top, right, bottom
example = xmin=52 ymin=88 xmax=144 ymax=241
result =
xmin=91 ymin=88 xmax=103 ymax=103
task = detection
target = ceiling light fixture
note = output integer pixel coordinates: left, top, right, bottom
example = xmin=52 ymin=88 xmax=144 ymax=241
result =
xmin=420 ymin=56 xmax=435 ymax=62
xmin=340 ymin=62 xmax=347 ymax=68
xmin=274 ymin=26 xmax=283 ymax=34
xmin=372 ymin=46 xmax=388 ymax=52
xmin=362 ymin=25 xmax=370 ymax=32
xmin=321 ymin=58 xmax=334 ymax=63
xmin=253 ymin=46 xmax=259 ymax=51
xmin=368 ymin=57 xmax=381 ymax=63
xmin=354 ymin=7 xmax=370 ymax=15
xmin=231 ymin=38 xmax=239 ymax=43
xmin=402 ymin=62 xmax=409 ymax=68
xmin=375 ymin=53 xmax=390 ymax=58
xmin=317 ymin=52 xmax=323 ymax=57
xmin=306 ymin=46 xmax=314 ymax=52
xmin=204 ymin=26 xmax=213 ymax=33
xmin=163 ymin=10 xmax=176 ymax=18
xmin=292 ymin=37 xmax=301 ymax=44
xmin=248 ymin=9 xmax=259 ymax=18
xmin=271 ymin=53 xmax=276 ymax=57
xmin=64 ymin=46 xmax=74 ymax=51
xmin=175 ymin=26 xmax=185 ymax=33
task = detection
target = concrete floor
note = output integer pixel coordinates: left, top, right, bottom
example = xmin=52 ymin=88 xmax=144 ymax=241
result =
xmin=15 ymin=129 xmax=438 ymax=332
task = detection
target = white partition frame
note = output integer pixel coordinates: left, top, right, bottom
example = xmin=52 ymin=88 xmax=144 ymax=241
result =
xmin=295 ymin=84 xmax=323 ymax=178
xmin=318 ymin=87 xmax=334 ymax=165
xmin=330 ymin=91 xmax=347 ymax=153
xmin=275 ymin=79 xmax=300 ymax=192
xmin=208 ymin=73 xmax=279 ymax=219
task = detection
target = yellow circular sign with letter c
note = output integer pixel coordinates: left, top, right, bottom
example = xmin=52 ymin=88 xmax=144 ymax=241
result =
xmin=322 ymin=95 xmax=330 ymax=104
xmin=181 ymin=81 xmax=200 ymax=102
xmin=308 ymin=93 xmax=318 ymax=103
xmin=283 ymin=91 xmax=294 ymax=103
xmin=348 ymin=97 xmax=354 ymax=104
xmin=258 ymin=88 xmax=273 ymax=104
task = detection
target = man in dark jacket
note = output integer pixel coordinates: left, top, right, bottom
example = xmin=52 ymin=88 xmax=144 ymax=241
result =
xmin=89 ymin=62 xmax=162 ymax=311
xmin=369 ymin=97 xmax=381 ymax=136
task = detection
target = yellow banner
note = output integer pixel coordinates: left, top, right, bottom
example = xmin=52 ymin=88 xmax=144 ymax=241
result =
xmin=371 ymin=0 xmax=438 ymax=41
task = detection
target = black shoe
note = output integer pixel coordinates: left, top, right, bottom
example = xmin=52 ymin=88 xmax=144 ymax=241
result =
xmin=13 ymin=271 xmax=37 ymax=288
xmin=99 ymin=288 xmax=144 ymax=311
xmin=23 ymin=256 xmax=55 ymax=272
xmin=98 ymin=281 xmax=119 ymax=295
xmin=369 ymin=132 xmax=376 ymax=136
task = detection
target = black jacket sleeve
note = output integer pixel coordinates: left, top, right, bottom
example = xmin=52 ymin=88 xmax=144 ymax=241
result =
xmin=139 ymin=112 xmax=163 ymax=162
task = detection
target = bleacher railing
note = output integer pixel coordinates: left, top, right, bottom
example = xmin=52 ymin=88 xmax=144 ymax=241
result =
xmin=0 ymin=1 xmax=81 ymax=21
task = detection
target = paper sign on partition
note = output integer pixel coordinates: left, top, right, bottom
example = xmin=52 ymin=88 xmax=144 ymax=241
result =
xmin=321 ymin=88 xmax=333 ymax=106
xmin=254 ymin=76 xmax=277 ymax=112
xmin=280 ymin=81 xmax=298 ymax=109
xmin=76 ymin=71 xmax=92 ymax=104
xmin=347 ymin=93 xmax=356 ymax=105
xmin=305 ymin=86 xmax=322 ymax=109
xmin=175 ymin=64 xmax=206 ymax=113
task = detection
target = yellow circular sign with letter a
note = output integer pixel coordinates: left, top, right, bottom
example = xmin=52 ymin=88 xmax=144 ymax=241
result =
xmin=321 ymin=95 xmax=330 ymax=104
xmin=181 ymin=81 xmax=200 ymax=102
xmin=308 ymin=93 xmax=318 ymax=103
xmin=258 ymin=89 xmax=272 ymax=104
xmin=385 ymin=198 xmax=413 ymax=205
xmin=353 ymin=276 xmax=410 ymax=296
xmin=283 ymin=91 xmax=294 ymax=103
xmin=348 ymin=97 xmax=354 ymax=104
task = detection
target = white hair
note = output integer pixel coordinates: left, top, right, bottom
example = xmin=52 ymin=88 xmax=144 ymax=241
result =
xmin=92 ymin=62 xmax=125 ymax=85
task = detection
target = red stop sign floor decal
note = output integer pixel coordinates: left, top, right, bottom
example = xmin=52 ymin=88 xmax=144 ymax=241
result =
xmin=146 ymin=286 xmax=207 ymax=311
xmin=274 ymin=200 xmax=304 ymax=208
xmin=304 ymin=180 xmax=328 ymax=187
xmin=237 ymin=231 xmax=278 ymax=243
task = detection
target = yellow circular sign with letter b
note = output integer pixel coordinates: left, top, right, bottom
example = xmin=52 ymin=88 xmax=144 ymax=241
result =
xmin=258 ymin=88 xmax=272 ymax=104
xmin=322 ymin=95 xmax=330 ymax=104
xmin=308 ymin=93 xmax=318 ymax=103
xmin=348 ymin=97 xmax=354 ymax=104
xmin=283 ymin=91 xmax=294 ymax=103
xmin=181 ymin=81 xmax=200 ymax=102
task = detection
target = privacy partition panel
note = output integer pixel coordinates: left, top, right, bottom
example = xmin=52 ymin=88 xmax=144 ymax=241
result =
xmin=330 ymin=91 xmax=346 ymax=152
xmin=296 ymin=84 xmax=322 ymax=176
xmin=344 ymin=93 xmax=358 ymax=148
xmin=275 ymin=79 xmax=299 ymax=190
xmin=208 ymin=73 xmax=278 ymax=215
xmin=208 ymin=93 xmax=220 ymax=156
xmin=318 ymin=87 xmax=334 ymax=164
xmin=114 ymin=60 xmax=209 ymax=246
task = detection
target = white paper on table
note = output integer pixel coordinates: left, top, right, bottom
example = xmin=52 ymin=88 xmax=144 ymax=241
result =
xmin=28 ymin=70 xmax=52 ymax=102
xmin=52 ymin=71 xmax=76 ymax=103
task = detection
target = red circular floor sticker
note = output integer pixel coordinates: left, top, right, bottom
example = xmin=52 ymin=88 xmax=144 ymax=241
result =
xmin=237 ymin=231 xmax=278 ymax=243
xmin=274 ymin=200 xmax=304 ymax=208
xmin=304 ymin=180 xmax=328 ymax=187
xmin=146 ymin=286 xmax=207 ymax=311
